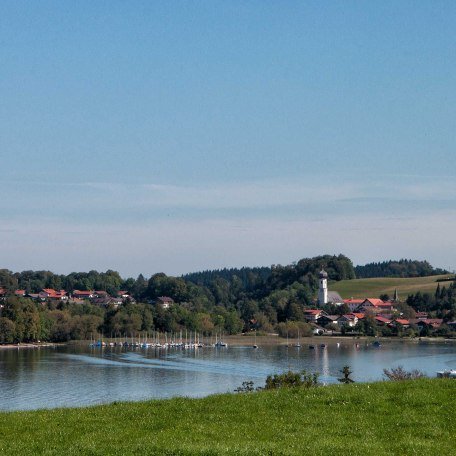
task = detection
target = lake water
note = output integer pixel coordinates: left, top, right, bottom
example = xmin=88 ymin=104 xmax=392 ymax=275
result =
xmin=1 ymin=340 xmax=455 ymax=411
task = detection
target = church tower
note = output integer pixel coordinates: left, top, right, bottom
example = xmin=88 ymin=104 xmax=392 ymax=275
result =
xmin=318 ymin=269 xmax=328 ymax=306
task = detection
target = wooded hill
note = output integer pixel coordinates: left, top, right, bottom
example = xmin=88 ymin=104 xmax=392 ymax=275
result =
xmin=1 ymin=256 xmax=454 ymax=344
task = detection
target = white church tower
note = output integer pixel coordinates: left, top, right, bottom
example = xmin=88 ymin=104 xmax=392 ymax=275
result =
xmin=318 ymin=269 xmax=328 ymax=306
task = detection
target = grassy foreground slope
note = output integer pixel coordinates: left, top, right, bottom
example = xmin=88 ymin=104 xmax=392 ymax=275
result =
xmin=0 ymin=379 xmax=454 ymax=455
xmin=331 ymin=274 xmax=451 ymax=300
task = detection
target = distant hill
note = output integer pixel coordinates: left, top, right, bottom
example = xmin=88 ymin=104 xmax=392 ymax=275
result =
xmin=354 ymin=259 xmax=448 ymax=279
xmin=331 ymin=274 xmax=454 ymax=301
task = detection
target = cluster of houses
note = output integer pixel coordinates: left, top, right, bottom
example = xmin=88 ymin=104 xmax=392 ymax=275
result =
xmin=311 ymin=269 xmax=454 ymax=334
xmin=0 ymin=286 xmax=178 ymax=310
xmin=304 ymin=298 xmax=446 ymax=334
xmin=0 ymin=287 xmax=134 ymax=308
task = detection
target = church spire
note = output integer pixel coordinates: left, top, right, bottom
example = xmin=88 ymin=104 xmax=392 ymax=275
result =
xmin=393 ymin=288 xmax=399 ymax=302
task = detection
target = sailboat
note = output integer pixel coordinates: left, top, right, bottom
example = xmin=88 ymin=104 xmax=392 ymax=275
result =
xmin=293 ymin=329 xmax=301 ymax=348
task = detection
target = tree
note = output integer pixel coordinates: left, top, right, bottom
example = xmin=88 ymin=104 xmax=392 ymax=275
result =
xmin=0 ymin=317 xmax=16 ymax=343
xmin=338 ymin=366 xmax=355 ymax=384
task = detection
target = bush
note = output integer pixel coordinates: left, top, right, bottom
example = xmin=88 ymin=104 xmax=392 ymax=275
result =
xmin=265 ymin=370 xmax=319 ymax=389
xmin=234 ymin=381 xmax=256 ymax=393
xmin=383 ymin=366 xmax=427 ymax=381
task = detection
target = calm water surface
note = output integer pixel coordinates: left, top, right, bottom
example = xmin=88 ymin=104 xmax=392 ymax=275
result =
xmin=1 ymin=341 xmax=455 ymax=410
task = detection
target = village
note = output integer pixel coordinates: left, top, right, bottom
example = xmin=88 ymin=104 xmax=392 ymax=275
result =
xmin=0 ymin=268 xmax=452 ymax=338
xmin=302 ymin=269 xmax=449 ymax=336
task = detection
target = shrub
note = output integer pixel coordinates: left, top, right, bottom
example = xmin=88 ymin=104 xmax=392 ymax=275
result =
xmin=265 ymin=370 xmax=319 ymax=389
xmin=234 ymin=381 xmax=256 ymax=393
xmin=383 ymin=366 xmax=427 ymax=381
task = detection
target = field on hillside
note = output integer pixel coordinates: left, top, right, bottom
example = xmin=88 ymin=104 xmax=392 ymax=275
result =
xmin=331 ymin=274 xmax=453 ymax=300
xmin=0 ymin=379 xmax=454 ymax=455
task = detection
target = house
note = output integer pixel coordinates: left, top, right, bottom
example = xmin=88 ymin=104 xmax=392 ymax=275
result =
xmin=72 ymin=290 xmax=95 ymax=299
xmin=356 ymin=299 xmax=396 ymax=314
xmin=374 ymin=315 xmax=391 ymax=326
xmin=337 ymin=314 xmax=359 ymax=328
xmin=117 ymin=291 xmax=130 ymax=299
xmin=157 ymin=296 xmax=174 ymax=309
xmin=416 ymin=319 xmax=443 ymax=330
xmin=39 ymin=289 xmax=68 ymax=301
xmin=343 ymin=299 xmax=365 ymax=312
xmin=303 ymin=309 xmax=327 ymax=322
xmin=316 ymin=314 xmax=339 ymax=327
xmin=14 ymin=289 xmax=26 ymax=297
xmin=94 ymin=291 xmax=109 ymax=299
xmin=389 ymin=318 xmax=410 ymax=329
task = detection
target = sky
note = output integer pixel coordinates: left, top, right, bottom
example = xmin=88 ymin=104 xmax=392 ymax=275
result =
xmin=1 ymin=1 xmax=455 ymax=278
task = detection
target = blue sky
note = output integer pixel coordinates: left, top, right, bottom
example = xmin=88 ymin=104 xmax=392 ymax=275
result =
xmin=1 ymin=1 xmax=455 ymax=277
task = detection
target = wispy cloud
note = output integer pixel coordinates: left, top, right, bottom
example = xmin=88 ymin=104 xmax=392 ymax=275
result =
xmin=2 ymin=175 xmax=455 ymax=218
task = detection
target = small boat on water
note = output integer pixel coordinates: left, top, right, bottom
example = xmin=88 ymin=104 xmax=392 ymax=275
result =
xmin=309 ymin=344 xmax=315 ymax=349
xmin=436 ymin=369 xmax=456 ymax=378
xmin=293 ymin=329 xmax=301 ymax=348
xmin=320 ymin=344 xmax=326 ymax=349
xmin=372 ymin=341 xmax=382 ymax=347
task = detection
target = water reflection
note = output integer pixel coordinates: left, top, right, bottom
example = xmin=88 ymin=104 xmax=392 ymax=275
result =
xmin=0 ymin=341 xmax=455 ymax=411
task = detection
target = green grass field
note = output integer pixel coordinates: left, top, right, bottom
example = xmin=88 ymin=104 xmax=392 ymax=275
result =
xmin=330 ymin=274 xmax=453 ymax=301
xmin=0 ymin=379 xmax=454 ymax=455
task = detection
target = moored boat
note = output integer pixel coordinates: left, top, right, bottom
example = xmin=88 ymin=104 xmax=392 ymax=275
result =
xmin=436 ymin=369 xmax=456 ymax=378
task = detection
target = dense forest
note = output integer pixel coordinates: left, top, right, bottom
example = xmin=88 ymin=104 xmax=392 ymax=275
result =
xmin=354 ymin=259 xmax=448 ymax=279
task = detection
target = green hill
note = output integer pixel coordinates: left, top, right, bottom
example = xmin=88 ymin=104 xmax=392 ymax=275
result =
xmin=330 ymin=274 xmax=453 ymax=301
xmin=0 ymin=380 xmax=454 ymax=455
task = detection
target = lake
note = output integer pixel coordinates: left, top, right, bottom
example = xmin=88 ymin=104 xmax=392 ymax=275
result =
xmin=1 ymin=340 xmax=455 ymax=411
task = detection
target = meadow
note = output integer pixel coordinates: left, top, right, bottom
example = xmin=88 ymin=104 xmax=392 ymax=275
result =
xmin=0 ymin=379 xmax=454 ymax=455
xmin=331 ymin=274 xmax=452 ymax=301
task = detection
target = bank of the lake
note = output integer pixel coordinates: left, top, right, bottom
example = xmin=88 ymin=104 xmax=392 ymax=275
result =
xmin=0 ymin=379 xmax=454 ymax=455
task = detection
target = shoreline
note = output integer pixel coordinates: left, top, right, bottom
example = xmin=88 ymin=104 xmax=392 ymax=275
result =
xmin=0 ymin=334 xmax=456 ymax=350
xmin=0 ymin=342 xmax=60 ymax=350
xmin=2 ymin=334 xmax=454 ymax=350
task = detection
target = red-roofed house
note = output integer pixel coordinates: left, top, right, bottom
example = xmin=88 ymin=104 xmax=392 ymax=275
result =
xmin=72 ymin=290 xmax=94 ymax=299
xmin=14 ymin=289 xmax=26 ymax=297
xmin=417 ymin=319 xmax=443 ymax=330
xmin=389 ymin=318 xmax=410 ymax=329
xmin=39 ymin=289 xmax=68 ymax=301
xmin=375 ymin=315 xmax=391 ymax=326
xmin=303 ymin=309 xmax=327 ymax=322
xmin=357 ymin=299 xmax=396 ymax=314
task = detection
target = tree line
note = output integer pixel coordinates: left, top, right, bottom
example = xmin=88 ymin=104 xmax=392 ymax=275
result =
xmin=354 ymin=259 xmax=448 ymax=279
xmin=0 ymin=255 xmax=355 ymax=343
